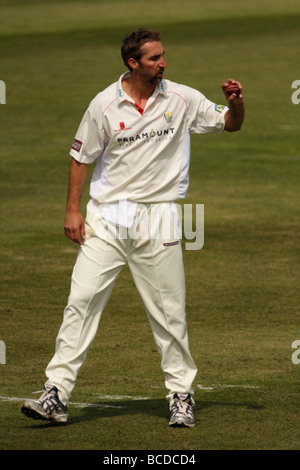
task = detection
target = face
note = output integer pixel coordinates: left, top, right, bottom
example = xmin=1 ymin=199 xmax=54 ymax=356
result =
xmin=130 ymin=41 xmax=167 ymax=84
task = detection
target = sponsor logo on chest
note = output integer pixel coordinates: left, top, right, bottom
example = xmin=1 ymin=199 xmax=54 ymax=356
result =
xmin=114 ymin=110 xmax=175 ymax=146
xmin=117 ymin=127 xmax=175 ymax=146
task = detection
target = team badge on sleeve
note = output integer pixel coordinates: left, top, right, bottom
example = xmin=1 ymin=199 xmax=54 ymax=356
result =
xmin=71 ymin=138 xmax=82 ymax=152
xmin=215 ymin=104 xmax=226 ymax=113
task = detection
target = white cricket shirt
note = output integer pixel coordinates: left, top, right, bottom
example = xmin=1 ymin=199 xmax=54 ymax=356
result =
xmin=70 ymin=72 xmax=228 ymax=222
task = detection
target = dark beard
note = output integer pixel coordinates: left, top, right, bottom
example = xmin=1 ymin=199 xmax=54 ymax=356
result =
xmin=149 ymin=74 xmax=163 ymax=85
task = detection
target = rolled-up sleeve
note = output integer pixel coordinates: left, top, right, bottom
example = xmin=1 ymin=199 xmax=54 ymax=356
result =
xmin=70 ymin=100 xmax=105 ymax=164
xmin=188 ymin=89 xmax=228 ymax=134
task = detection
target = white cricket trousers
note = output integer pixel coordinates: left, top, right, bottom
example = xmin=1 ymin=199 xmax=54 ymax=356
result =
xmin=45 ymin=202 xmax=197 ymax=405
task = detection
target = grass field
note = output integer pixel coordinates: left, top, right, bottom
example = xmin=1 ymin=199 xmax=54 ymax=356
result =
xmin=1 ymin=0 xmax=300 ymax=452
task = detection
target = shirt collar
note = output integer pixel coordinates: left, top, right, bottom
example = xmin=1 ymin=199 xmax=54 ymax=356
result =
xmin=116 ymin=72 xmax=168 ymax=104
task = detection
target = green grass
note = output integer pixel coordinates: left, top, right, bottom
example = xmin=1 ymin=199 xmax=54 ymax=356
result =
xmin=1 ymin=0 xmax=300 ymax=451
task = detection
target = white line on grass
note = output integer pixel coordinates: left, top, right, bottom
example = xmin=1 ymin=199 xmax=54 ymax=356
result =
xmin=278 ymin=125 xmax=299 ymax=130
xmin=70 ymin=401 xmax=124 ymax=409
xmin=197 ymin=384 xmax=216 ymax=390
xmin=96 ymin=394 xmax=151 ymax=401
xmin=197 ymin=384 xmax=260 ymax=391
xmin=0 ymin=395 xmax=124 ymax=409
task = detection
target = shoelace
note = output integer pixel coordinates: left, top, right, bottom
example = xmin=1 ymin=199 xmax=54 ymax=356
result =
xmin=170 ymin=398 xmax=193 ymax=418
xmin=39 ymin=390 xmax=61 ymax=414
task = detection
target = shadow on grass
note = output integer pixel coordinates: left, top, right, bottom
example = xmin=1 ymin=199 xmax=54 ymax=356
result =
xmin=22 ymin=398 xmax=264 ymax=428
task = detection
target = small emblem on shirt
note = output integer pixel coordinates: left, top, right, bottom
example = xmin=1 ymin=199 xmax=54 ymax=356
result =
xmin=164 ymin=111 xmax=172 ymax=123
xmin=71 ymin=138 xmax=82 ymax=152
xmin=215 ymin=104 xmax=225 ymax=113
xmin=114 ymin=122 xmax=133 ymax=132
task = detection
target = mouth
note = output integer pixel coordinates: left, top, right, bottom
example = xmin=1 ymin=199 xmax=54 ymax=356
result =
xmin=149 ymin=70 xmax=164 ymax=84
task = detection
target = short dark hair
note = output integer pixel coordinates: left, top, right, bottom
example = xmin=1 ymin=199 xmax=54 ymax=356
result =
xmin=121 ymin=28 xmax=161 ymax=71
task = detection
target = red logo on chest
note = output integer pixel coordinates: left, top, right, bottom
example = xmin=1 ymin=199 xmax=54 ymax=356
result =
xmin=114 ymin=122 xmax=132 ymax=132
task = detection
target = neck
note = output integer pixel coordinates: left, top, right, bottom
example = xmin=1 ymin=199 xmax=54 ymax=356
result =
xmin=122 ymin=72 xmax=156 ymax=103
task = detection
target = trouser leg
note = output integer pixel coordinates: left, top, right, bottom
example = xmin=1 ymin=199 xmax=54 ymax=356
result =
xmin=45 ymin=220 xmax=126 ymax=404
xmin=128 ymin=204 xmax=197 ymax=396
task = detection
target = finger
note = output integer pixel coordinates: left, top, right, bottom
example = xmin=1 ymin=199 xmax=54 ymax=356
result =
xmin=227 ymin=92 xmax=244 ymax=105
xmin=222 ymin=82 xmax=243 ymax=101
xmin=222 ymin=79 xmax=242 ymax=89
xmin=64 ymin=227 xmax=81 ymax=244
xmin=221 ymin=78 xmax=234 ymax=88
xmin=80 ymin=223 xmax=86 ymax=242
xmin=72 ymin=228 xmax=82 ymax=245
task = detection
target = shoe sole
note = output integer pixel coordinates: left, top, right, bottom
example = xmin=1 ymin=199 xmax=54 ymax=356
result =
xmin=21 ymin=404 xmax=67 ymax=423
xmin=169 ymin=419 xmax=195 ymax=428
xmin=21 ymin=405 xmax=47 ymax=420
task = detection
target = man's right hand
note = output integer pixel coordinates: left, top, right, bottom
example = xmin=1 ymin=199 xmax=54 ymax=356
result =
xmin=64 ymin=211 xmax=85 ymax=245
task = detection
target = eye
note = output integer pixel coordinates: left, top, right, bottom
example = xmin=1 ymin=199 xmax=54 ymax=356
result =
xmin=150 ymin=52 xmax=165 ymax=62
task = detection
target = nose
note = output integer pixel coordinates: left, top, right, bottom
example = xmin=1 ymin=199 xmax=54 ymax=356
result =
xmin=160 ymin=56 xmax=167 ymax=68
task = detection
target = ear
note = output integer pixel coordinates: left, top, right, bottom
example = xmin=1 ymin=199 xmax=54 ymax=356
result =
xmin=127 ymin=57 xmax=139 ymax=71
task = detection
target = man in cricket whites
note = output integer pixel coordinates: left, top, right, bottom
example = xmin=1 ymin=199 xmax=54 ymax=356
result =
xmin=22 ymin=28 xmax=244 ymax=427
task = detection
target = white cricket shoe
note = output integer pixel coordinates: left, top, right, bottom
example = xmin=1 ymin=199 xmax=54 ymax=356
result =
xmin=21 ymin=385 xmax=68 ymax=423
xmin=169 ymin=393 xmax=195 ymax=427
